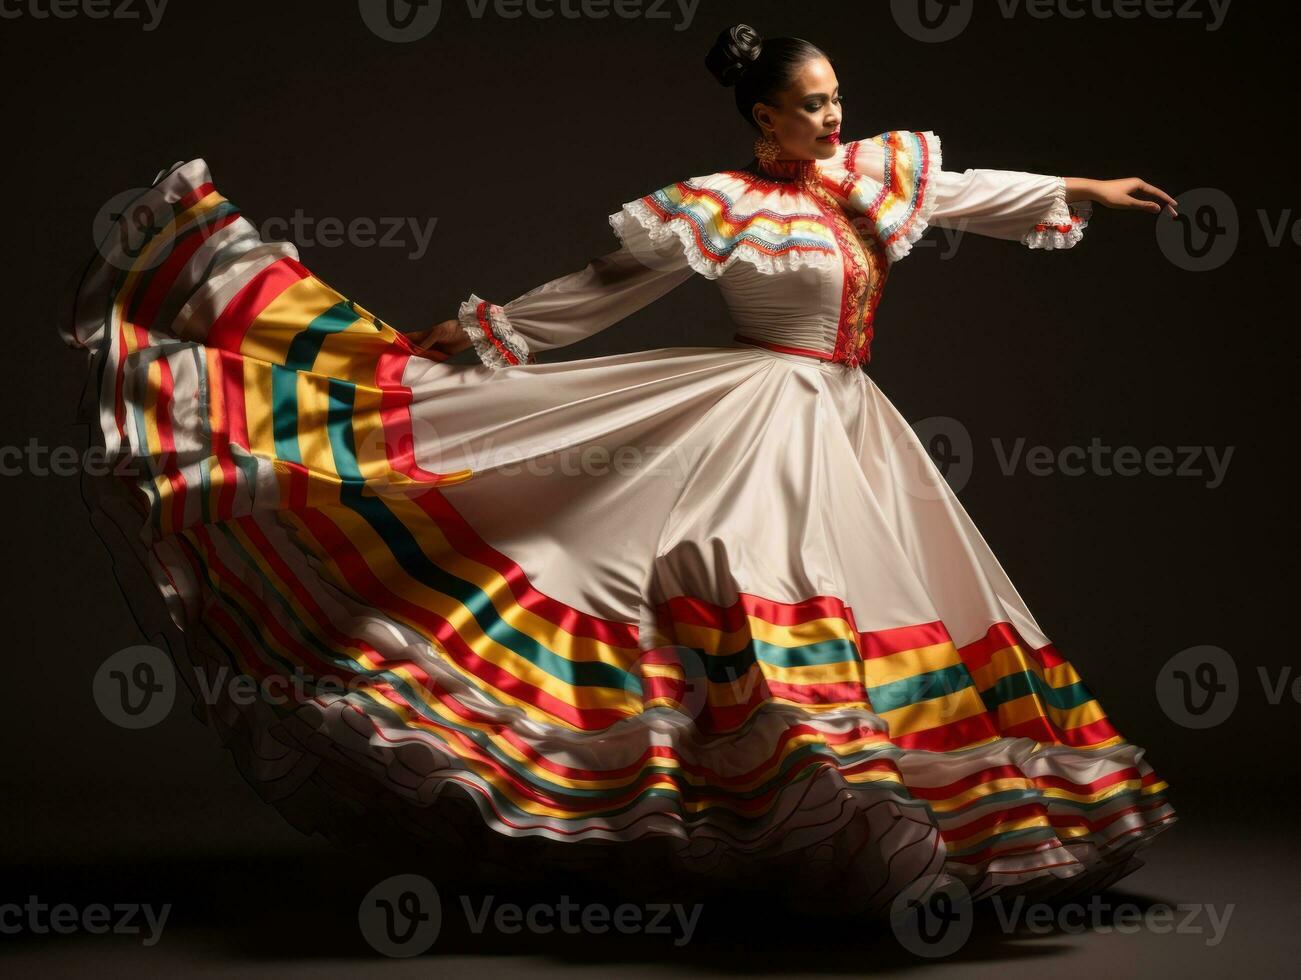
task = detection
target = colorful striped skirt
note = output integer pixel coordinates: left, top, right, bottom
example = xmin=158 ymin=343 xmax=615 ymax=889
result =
xmin=60 ymin=159 xmax=1174 ymax=912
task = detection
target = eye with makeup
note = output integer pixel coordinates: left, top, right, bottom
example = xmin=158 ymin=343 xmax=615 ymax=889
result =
xmin=804 ymin=94 xmax=845 ymax=113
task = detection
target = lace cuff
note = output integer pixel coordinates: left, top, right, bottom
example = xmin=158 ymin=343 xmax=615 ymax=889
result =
xmin=457 ymin=294 xmax=534 ymax=369
xmin=1023 ymin=178 xmax=1092 ymax=249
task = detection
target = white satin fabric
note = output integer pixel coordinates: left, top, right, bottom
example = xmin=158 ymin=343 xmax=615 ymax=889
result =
xmin=431 ymin=144 xmax=1086 ymax=645
xmin=406 ymin=341 xmax=1046 ymax=656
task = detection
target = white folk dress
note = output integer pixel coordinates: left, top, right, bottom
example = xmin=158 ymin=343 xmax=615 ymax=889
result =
xmin=61 ymin=130 xmax=1174 ymax=912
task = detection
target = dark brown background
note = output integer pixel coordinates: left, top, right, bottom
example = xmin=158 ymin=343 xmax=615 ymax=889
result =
xmin=1 ymin=0 xmax=1294 ymax=973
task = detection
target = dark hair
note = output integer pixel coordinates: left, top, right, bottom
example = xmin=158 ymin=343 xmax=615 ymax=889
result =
xmin=705 ymin=24 xmax=831 ymax=131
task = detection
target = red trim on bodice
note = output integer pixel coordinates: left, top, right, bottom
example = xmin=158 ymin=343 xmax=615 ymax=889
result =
xmin=747 ymin=153 xmax=886 ymax=368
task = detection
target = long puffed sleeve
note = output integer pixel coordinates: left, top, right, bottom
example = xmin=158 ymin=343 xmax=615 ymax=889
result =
xmin=928 ymin=168 xmax=1092 ymax=249
xmin=838 ymin=131 xmax=1091 ymax=257
xmin=458 ymin=233 xmax=695 ymax=369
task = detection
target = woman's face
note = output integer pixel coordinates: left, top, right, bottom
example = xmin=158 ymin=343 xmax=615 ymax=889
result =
xmin=752 ymin=57 xmax=843 ymax=161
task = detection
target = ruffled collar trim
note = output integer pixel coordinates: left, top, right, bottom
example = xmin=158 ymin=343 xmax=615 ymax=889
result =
xmin=609 ymin=131 xmax=943 ymax=280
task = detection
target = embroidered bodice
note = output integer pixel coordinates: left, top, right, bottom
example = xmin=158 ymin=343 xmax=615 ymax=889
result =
xmin=685 ymin=155 xmax=868 ymax=366
xmin=456 ymin=131 xmax=1092 ymax=371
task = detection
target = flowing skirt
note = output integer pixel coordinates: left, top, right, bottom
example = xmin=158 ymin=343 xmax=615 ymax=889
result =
xmin=60 ymin=160 xmax=1174 ymax=913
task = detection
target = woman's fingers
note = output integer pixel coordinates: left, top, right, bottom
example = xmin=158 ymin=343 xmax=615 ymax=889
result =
xmin=1131 ymin=179 xmax=1179 ymax=217
xmin=407 ymin=319 xmax=460 ymax=353
xmin=1128 ymin=194 xmax=1163 ymax=214
xmin=1142 ymin=180 xmax=1179 ymax=210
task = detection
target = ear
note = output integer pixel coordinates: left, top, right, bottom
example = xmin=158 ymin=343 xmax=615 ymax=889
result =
xmin=751 ymin=102 xmax=774 ymax=133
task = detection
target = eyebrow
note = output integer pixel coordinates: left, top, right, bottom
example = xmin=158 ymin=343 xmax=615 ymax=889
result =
xmin=800 ymin=85 xmax=841 ymax=99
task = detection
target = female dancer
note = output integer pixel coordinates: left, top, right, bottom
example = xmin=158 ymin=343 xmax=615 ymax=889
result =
xmin=62 ymin=22 xmax=1177 ymax=914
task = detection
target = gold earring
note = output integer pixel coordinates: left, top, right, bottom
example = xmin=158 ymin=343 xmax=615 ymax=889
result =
xmin=754 ymin=128 xmax=782 ymax=166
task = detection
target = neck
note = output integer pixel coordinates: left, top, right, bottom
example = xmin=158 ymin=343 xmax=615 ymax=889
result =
xmin=756 ymin=154 xmax=818 ymax=183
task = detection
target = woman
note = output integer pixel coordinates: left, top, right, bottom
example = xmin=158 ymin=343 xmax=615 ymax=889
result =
xmin=61 ymin=23 xmax=1176 ymax=914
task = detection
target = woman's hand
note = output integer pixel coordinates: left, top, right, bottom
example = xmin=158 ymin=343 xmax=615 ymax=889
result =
xmin=1066 ymin=177 xmax=1179 ymax=217
xmin=409 ymin=318 xmax=472 ymax=356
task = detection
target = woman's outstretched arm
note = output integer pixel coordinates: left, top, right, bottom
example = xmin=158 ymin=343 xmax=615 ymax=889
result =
xmin=413 ymin=237 xmax=694 ymax=365
xmin=860 ymin=130 xmax=1181 ymax=251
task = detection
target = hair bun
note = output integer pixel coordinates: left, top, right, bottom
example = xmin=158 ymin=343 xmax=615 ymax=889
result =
xmin=705 ymin=23 xmax=763 ymax=88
